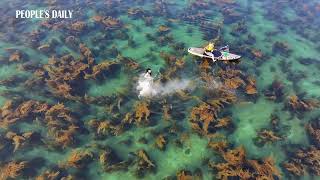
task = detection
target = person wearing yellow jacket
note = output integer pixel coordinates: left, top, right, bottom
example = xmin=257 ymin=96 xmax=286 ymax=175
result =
xmin=203 ymin=42 xmax=217 ymax=62
xmin=204 ymin=43 xmax=215 ymax=53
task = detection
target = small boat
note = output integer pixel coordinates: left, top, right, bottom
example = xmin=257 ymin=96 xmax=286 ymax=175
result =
xmin=188 ymin=46 xmax=241 ymax=62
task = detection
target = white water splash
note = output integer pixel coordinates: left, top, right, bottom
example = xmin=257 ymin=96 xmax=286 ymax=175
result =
xmin=136 ymin=73 xmax=157 ymax=98
xmin=136 ymin=73 xmax=193 ymax=98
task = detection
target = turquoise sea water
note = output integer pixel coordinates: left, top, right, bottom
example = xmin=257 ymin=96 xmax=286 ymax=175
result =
xmin=0 ymin=0 xmax=319 ymax=179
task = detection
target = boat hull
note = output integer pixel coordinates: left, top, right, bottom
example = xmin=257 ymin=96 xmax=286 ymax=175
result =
xmin=188 ymin=47 xmax=241 ymax=61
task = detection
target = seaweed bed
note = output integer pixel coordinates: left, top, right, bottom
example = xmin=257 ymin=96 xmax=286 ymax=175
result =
xmin=0 ymin=0 xmax=320 ymax=179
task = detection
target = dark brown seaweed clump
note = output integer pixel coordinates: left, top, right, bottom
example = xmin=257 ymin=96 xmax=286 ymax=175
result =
xmin=231 ymin=20 xmax=247 ymax=36
xmin=156 ymin=34 xmax=174 ymax=46
xmin=134 ymin=149 xmax=156 ymax=177
xmin=69 ymin=21 xmax=87 ymax=32
xmin=250 ymin=48 xmax=263 ymax=59
xmin=189 ymin=90 xmax=236 ymax=135
xmin=99 ymin=147 xmax=131 ymax=172
xmin=155 ymin=134 xmax=167 ymax=151
xmin=5 ymin=131 xmax=39 ymax=152
xmin=0 ymin=100 xmax=49 ymax=129
xmin=306 ymin=119 xmax=320 ymax=148
xmin=134 ymin=101 xmax=151 ymax=126
xmin=127 ymin=7 xmax=146 ymax=19
xmin=244 ymin=76 xmax=258 ymax=95
xmin=254 ymin=129 xmax=282 ymax=146
xmin=272 ymin=41 xmax=292 ymax=56
xmin=87 ymin=119 xmax=123 ymax=137
xmin=286 ymin=95 xmax=319 ymax=114
xmin=216 ymin=69 xmax=245 ymax=90
xmin=210 ymin=0 xmax=242 ymax=24
xmin=35 ymin=169 xmax=74 ymax=180
xmin=264 ymin=80 xmax=285 ymax=102
xmin=92 ymin=15 xmax=123 ymax=30
xmin=44 ymin=103 xmax=83 ymax=149
xmin=283 ymin=146 xmax=320 ymax=176
xmin=157 ymin=25 xmax=170 ymax=35
xmin=209 ymin=146 xmax=281 ymax=179
xmin=208 ymin=140 xmax=228 ymax=153
xmin=86 ymin=101 xmax=155 ymax=137
xmin=33 ymin=44 xmax=119 ymax=100
xmin=0 ymin=100 xmax=85 ymax=149
xmin=62 ymin=149 xmax=94 ymax=169
xmin=176 ymin=169 xmax=203 ymax=180
xmin=153 ymin=1 xmax=169 ymax=16
xmin=0 ymin=160 xmax=28 ymax=179
xmin=117 ymin=55 xmax=140 ymax=70
xmin=8 ymin=50 xmax=25 ymax=62
xmin=253 ymin=113 xmax=289 ymax=147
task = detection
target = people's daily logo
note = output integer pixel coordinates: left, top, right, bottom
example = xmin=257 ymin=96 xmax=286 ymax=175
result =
xmin=16 ymin=10 xmax=73 ymax=19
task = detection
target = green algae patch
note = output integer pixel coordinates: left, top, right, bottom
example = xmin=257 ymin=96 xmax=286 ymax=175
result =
xmin=152 ymin=134 xmax=211 ymax=179
xmin=230 ymin=98 xmax=278 ymax=154
xmin=87 ymin=71 xmax=130 ymax=97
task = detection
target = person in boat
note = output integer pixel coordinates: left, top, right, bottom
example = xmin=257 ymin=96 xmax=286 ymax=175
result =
xmin=204 ymin=43 xmax=222 ymax=61
xmin=204 ymin=43 xmax=215 ymax=53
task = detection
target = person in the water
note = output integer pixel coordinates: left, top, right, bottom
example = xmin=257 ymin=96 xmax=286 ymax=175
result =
xmin=137 ymin=68 xmax=156 ymax=98
xmin=144 ymin=68 xmax=152 ymax=78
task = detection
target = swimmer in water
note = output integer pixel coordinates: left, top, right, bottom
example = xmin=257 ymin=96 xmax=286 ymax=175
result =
xmin=137 ymin=68 xmax=156 ymax=98
xmin=144 ymin=68 xmax=152 ymax=78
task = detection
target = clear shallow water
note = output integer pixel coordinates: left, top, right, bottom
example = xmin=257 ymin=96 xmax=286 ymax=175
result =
xmin=0 ymin=0 xmax=319 ymax=179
